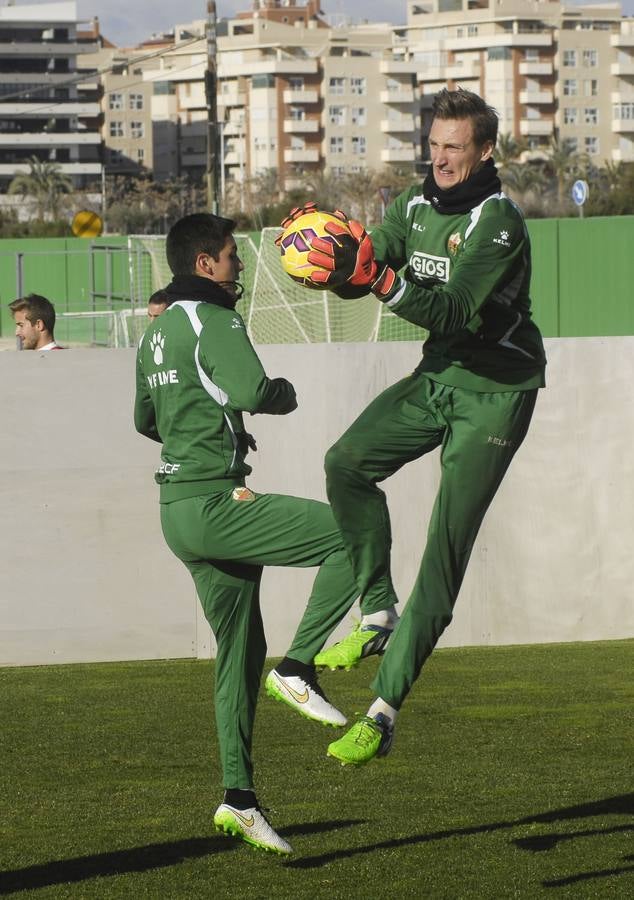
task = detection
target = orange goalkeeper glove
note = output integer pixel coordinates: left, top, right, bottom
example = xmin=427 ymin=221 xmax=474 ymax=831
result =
xmin=306 ymin=210 xmax=397 ymax=299
xmin=274 ymin=201 xmax=319 ymax=247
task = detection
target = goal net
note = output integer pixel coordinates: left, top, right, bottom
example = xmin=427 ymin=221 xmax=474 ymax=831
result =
xmin=126 ymin=230 xmax=426 ymax=345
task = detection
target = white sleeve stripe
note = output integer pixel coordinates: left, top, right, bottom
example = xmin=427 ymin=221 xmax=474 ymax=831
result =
xmin=386 ymin=277 xmax=407 ymax=307
xmin=172 ymin=299 xmax=230 ymax=406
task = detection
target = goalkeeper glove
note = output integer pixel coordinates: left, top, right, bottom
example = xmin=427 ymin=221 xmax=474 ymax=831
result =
xmin=274 ymin=201 xmax=319 ymax=247
xmin=306 ymin=210 xmax=397 ymax=299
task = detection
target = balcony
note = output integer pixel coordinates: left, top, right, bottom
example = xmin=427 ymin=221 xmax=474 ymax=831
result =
xmin=519 ymin=61 xmax=553 ymax=76
xmin=612 ymin=118 xmax=634 ymax=132
xmin=0 ymin=162 xmax=102 ymax=176
xmin=0 ymin=102 xmax=100 ymax=116
xmin=222 ymin=120 xmax=244 ymax=137
xmin=612 ymin=33 xmax=634 ymax=47
xmin=611 ymin=61 xmax=634 ymax=77
xmin=519 ymin=90 xmax=554 ymax=105
xmin=283 ymin=118 xmax=319 ymax=133
xmin=519 ymin=118 xmax=554 ymax=136
xmin=283 ymin=89 xmax=318 ymax=104
xmin=380 ymin=60 xmax=418 ymax=75
xmin=0 ymin=41 xmax=98 ymax=55
xmin=219 ymin=59 xmax=318 ymax=79
xmin=218 ymin=89 xmax=246 ymax=108
xmin=0 ymin=131 xmax=101 ymax=145
xmin=223 ymin=150 xmax=243 ymax=166
xmin=284 ymin=148 xmax=319 ymax=163
xmin=380 ymin=88 xmax=415 ymax=104
xmin=444 ymin=33 xmax=552 ymax=51
xmin=380 ymin=116 xmax=416 ymax=133
xmin=381 ymin=147 xmax=416 ymax=163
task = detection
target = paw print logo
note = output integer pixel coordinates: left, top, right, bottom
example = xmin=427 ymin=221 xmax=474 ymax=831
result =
xmin=150 ymin=331 xmax=165 ymax=365
xmin=500 ymin=230 xmax=509 ymax=241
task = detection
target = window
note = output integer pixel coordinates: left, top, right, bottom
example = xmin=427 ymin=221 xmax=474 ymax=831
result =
xmin=331 ymin=166 xmax=345 ymax=177
xmin=109 ymin=149 xmax=123 ymax=163
xmin=582 ymin=49 xmax=598 ymax=67
xmin=109 ymin=121 xmax=124 ymax=137
xmin=153 ymin=81 xmax=175 ymax=95
xmin=563 ymin=79 xmax=577 ymax=96
xmin=563 ymin=107 xmax=578 ymax=125
xmin=584 ymin=135 xmax=599 ymax=155
xmin=328 ymin=105 xmax=346 ymax=125
xmin=584 ymin=79 xmax=598 ymax=97
xmin=129 ymin=93 xmax=144 ymax=110
xmin=252 ymin=74 xmax=274 ymax=88
xmin=566 ymin=136 xmax=578 ymax=152
xmin=329 ymin=77 xmax=345 ymax=95
xmin=350 ymin=77 xmax=366 ymax=96
xmin=488 ymin=47 xmax=511 ymax=61
xmin=290 ymin=136 xmax=305 ymax=150
xmin=329 ymin=136 xmax=344 ymax=154
xmin=614 ymin=101 xmax=634 ymax=119
xmin=467 ymin=25 xmax=478 ymax=36
xmin=130 ymin=121 xmax=144 ymax=139
xmin=109 ymin=93 xmax=123 ymax=110
xmin=351 ymin=135 xmax=366 ymax=155
xmin=584 ymin=107 xmax=598 ymax=125
xmin=562 ymin=50 xmax=577 ymax=67
xmin=289 ymin=106 xmax=305 ymax=121
xmin=351 ymin=106 xmax=366 ymax=126
xmin=288 ymin=76 xmax=304 ymax=91
xmin=525 ymin=48 xmax=539 ymax=61
xmin=136 ymin=148 xmax=145 ymax=163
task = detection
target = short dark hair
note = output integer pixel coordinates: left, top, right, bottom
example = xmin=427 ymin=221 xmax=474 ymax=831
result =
xmin=148 ymin=289 xmax=170 ymax=307
xmin=9 ymin=294 xmax=56 ymax=333
xmin=432 ymin=88 xmax=499 ymax=147
xmin=166 ymin=213 xmax=236 ymax=277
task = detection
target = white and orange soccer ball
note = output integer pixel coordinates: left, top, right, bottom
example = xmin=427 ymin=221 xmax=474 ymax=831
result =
xmin=278 ymin=210 xmax=351 ymax=289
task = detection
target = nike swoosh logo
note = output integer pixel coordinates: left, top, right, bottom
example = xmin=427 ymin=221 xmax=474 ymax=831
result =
xmin=281 ymin=679 xmax=309 ymax=704
xmin=232 ymin=810 xmax=255 ymax=828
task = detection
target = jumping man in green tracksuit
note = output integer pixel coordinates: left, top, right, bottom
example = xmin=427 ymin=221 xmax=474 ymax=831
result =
xmin=279 ymin=88 xmax=546 ymax=765
xmin=134 ymin=214 xmax=377 ymax=854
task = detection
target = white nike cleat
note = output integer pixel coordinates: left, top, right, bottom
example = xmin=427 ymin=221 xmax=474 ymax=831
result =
xmin=213 ymin=803 xmax=292 ymax=855
xmin=265 ymin=668 xmax=347 ymax=727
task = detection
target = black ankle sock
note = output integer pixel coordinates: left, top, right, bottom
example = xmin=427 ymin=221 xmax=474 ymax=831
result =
xmin=224 ymin=788 xmax=257 ymax=810
xmin=275 ymin=656 xmax=316 ymax=680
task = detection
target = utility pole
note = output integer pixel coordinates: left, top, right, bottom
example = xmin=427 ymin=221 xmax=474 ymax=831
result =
xmin=205 ymin=1 xmax=219 ymax=214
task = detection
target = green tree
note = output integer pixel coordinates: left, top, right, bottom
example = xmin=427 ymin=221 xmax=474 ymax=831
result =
xmin=544 ymin=137 xmax=586 ymax=207
xmin=8 ymin=156 xmax=73 ymax=220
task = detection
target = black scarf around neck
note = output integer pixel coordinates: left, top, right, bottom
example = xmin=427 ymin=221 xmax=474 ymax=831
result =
xmin=422 ymin=158 xmax=502 ymax=215
xmin=164 ymin=274 xmax=237 ymax=310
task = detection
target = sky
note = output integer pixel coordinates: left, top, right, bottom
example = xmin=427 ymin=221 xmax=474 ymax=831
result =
xmin=5 ymin=0 xmax=634 ymax=46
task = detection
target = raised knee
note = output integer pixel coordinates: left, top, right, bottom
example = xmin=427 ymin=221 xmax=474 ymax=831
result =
xmin=325 ymin=438 xmax=360 ymax=478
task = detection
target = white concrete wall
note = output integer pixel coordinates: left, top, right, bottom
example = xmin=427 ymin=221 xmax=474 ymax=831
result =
xmin=1 ymin=337 xmax=632 ymax=667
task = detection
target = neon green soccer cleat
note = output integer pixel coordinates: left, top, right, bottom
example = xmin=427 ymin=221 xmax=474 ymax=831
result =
xmin=327 ymin=713 xmax=394 ymax=766
xmin=314 ymin=623 xmax=393 ymax=671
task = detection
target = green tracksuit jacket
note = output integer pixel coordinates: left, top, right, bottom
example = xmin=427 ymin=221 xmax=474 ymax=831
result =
xmin=372 ymin=186 xmax=546 ymax=391
xmin=134 ymin=299 xmax=296 ymax=501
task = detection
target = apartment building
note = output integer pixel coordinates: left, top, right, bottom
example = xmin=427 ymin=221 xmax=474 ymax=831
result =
xmin=0 ymin=1 xmax=100 ymax=189
xmin=405 ymin=0 xmax=632 ymax=163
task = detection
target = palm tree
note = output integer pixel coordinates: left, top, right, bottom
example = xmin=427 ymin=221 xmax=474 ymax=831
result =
xmin=500 ymin=161 xmax=547 ymax=204
xmin=339 ymin=168 xmax=379 ymax=225
xmin=8 ymin=156 xmax=73 ymax=220
xmin=543 ymin=137 xmax=586 ymax=206
xmin=494 ymin=132 xmax=527 ymax=171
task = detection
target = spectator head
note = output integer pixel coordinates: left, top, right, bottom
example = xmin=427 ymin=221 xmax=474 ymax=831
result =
xmin=429 ymin=88 xmax=498 ymax=190
xmin=9 ymin=294 xmax=56 ymax=350
xmin=147 ymin=289 xmax=170 ymax=321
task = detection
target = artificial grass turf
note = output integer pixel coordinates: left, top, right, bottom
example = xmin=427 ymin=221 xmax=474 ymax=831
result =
xmin=0 ymin=640 xmax=632 ymax=899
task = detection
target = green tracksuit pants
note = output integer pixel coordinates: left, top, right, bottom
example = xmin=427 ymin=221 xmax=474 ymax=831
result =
xmin=324 ymin=371 xmax=538 ymax=710
xmin=160 ymin=491 xmax=373 ymax=790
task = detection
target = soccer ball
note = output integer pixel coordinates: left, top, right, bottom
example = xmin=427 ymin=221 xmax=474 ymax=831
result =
xmin=278 ymin=210 xmax=350 ymax=288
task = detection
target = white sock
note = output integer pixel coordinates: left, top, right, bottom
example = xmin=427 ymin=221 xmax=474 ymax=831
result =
xmin=361 ymin=605 xmax=399 ymax=629
xmin=367 ymin=698 xmax=398 ymax=724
